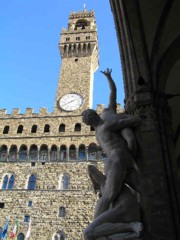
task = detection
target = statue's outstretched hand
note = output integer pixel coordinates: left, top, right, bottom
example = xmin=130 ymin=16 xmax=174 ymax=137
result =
xmin=100 ymin=68 xmax=112 ymax=78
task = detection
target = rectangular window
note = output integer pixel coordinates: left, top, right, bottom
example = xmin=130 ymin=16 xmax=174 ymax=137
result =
xmin=24 ymin=215 xmax=30 ymax=223
xmin=66 ymin=37 xmax=70 ymax=41
xmin=76 ymin=37 xmax=80 ymax=41
xmin=0 ymin=203 xmax=4 ymax=208
xmin=28 ymin=200 xmax=32 ymax=207
xmin=31 ymin=162 xmax=35 ymax=167
xmin=86 ymin=36 xmax=90 ymax=40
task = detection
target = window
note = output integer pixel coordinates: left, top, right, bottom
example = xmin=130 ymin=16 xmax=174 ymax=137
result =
xmin=69 ymin=145 xmax=76 ymax=160
xmin=75 ymin=58 xmax=78 ymax=62
xmin=53 ymin=231 xmax=65 ymax=240
xmin=31 ymin=125 xmax=37 ymax=133
xmin=66 ymin=38 xmax=70 ymax=41
xmin=44 ymin=124 xmax=50 ymax=133
xmin=59 ymin=207 xmax=66 ymax=217
xmin=0 ymin=203 xmax=4 ymax=208
xmin=29 ymin=145 xmax=38 ymax=161
xmin=86 ymin=36 xmax=90 ymax=40
xmin=2 ymin=175 xmax=15 ymax=190
xmin=24 ymin=215 xmax=30 ymax=223
xmin=88 ymin=143 xmax=98 ymax=160
xmin=74 ymin=123 xmax=81 ymax=132
xmin=3 ymin=126 xmax=9 ymax=134
xmin=78 ymin=144 xmax=86 ymax=161
xmin=59 ymin=174 xmax=69 ymax=190
xmin=17 ymin=233 xmax=25 ymax=240
xmin=39 ymin=145 xmax=48 ymax=161
xmin=31 ymin=162 xmax=35 ymax=167
xmin=19 ymin=145 xmax=27 ymax=161
xmin=27 ymin=175 xmax=36 ymax=190
xmin=90 ymin=126 xmax=95 ymax=131
xmin=60 ymin=145 xmax=67 ymax=161
xmin=59 ymin=124 xmax=65 ymax=132
xmin=9 ymin=145 xmax=17 ymax=161
xmin=50 ymin=145 xmax=57 ymax=161
xmin=0 ymin=145 xmax=8 ymax=161
xmin=75 ymin=20 xmax=88 ymax=30
xmin=76 ymin=37 xmax=80 ymax=41
xmin=17 ymin=125 xmax=23 ymax=133
xmin=28 ymin=200 xmax=32 ymax=207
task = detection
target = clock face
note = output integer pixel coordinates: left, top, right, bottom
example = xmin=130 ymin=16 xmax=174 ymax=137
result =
xmin=59 ymin=93 xmax=83 ymax=111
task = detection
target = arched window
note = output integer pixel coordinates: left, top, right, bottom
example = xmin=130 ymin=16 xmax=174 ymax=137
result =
xmin=69 ymin=145 xmax=76 ymax=160
xmin=2 ymin=175 xmax=8 ymax=189
xmin=90 ymin=126 xmax=95 ymax=131
xmin=27 ymin=175 xmax=36 ymax=190
xmin=59 ymin=124 xmax=65 ymax=132
xmin=53 ymin=231 xmax=65 ymax=240
xmin=59 ymin=174 xmax=69 ymax=190
xmin=74 ymin=123 xmax=81 ymax=132
xmin=99 ymin=147 xmax=108 ymax=160
xmin=8 ymin=175 xmax=15 ymax=189
xmin=17 ymin=233 xmax=25 ymax=240
xmin=59 ymin=206 xmax=66 ymax=217
xmin=39 ymin=145 xmax=48 ymax=161
xmin=60 ymin=145 xmax=67 ymax=161
xmin=88 ymin=143 xmax=98 ymax=160
xmin=44 ymin=124 xmax=50 ymax=133
xmin=78 ymin=144 xmax=86 ymax=161
xmin=31 ymin=125 xmax=37 ymax=133
xmin=2 ymin=175 xmax=15 ymax=190
xmin=3 ymin=125 xmax=9 ymax=134
xmin=17 ymin=125 xmax=23 ymax=134
xmin=9 ymin=145 xmax=17 ymax=161
xmin=19 ymin=145 xmax=27 ymax=161
xmin=50 ymin=145 xmax=57 ymax=161
xmin=29 ymin=145 xmax=38 ymax=161
xmin=0 ymin=145 xmax=8 ymax=161
xmin=54 ymin=235 xmax=59 ymax=240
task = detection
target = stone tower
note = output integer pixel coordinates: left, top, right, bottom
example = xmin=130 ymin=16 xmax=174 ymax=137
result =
xmin=54 ymin=10 xmax=99 ymax=114
xmin=0 ymin=9 xmax=107 ymax=240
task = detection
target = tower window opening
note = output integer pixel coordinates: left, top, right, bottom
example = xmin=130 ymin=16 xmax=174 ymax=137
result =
xmin=24 ymin=215 xmax=30 ymax=223
xmin=86 ymin=36 xmax=90 ymax=40
xmin=31 ymin=125 xmax=37 ymax=133
xmin=17 ymin=125 xmax=23 ymax=134
xmin=44 ymin=124 xmax=50 ymax=133
xmin=75 ymin=20 xmax=88 ymax=30
xmin=28 ymin=200 xmax=32 ymax=207
xmin=3 ymin=126 xmax=9 ymax=134
xmin=76 ymin=37 xmax=80 ymax=41
xmin=66 ymin=38 xmax=70 ymax=41
xmin=59 ymin=124 xmax=65 ymax=132
xmin=75 ymin=58 xmax=78 ymax=62
xmin=0 ymin=202 xmax=4 ymax=208
xmin=74 ymin=123 xmax=81 ymax=132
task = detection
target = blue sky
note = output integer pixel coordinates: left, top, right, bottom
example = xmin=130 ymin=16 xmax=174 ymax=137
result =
xmin=0 ymin=1 xmax=124 ymax=113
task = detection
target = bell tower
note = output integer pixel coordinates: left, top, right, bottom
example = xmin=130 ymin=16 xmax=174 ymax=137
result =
xmin=54 ymin=10 xmax=99 ymax=114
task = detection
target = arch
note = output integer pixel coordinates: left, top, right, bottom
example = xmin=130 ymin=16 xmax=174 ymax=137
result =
xmin=78 ymin=144 xmax=86 ymax=161
xmin=88 ymin=143 xmax=98 ymax=160
xmin=9 ymin=145 xmax=17 ymax=161
xmin=69 ymin=145 xmax=76 ymax=160
xmin=50 ymin=145 xmax=57 ymax=161
xmin=74 ymin=123 xmax=81 ymax=132
xmin=53 ymin=232 xmax=65 ymax=240
xmin=0 ymin=145 xmax=8 ymax=161
xmin=60 ymin=145 xmax=67 ymax=161
xmin=75 ymin=19 xmax=88 ymax=30
xmin=17 ymin=125 xmax=23 ymax=134
xmin=27 ymin=175 xmax=36 ymax=190
xmin=17 ymin=233 xmax=25 ymax=240
xmin=8 ymin=175 xmax=15 ymax=189
xmin=59 ymin=124 xmax=65 ymax=132
xmin=19 ymin=145 xmax=28 ymax=161
xmin=39 ymin=145 xmax=48 ymax=161
xmin=44 ymin=124 xmax=50 ymax=133
xmin=29 ymin=145 xmax=38 ymax=161
xmin=3 ymin=125 xmax=9 ymax=134
xmin=31 ymin=125 xmax=37 ymax=133
xmin=59 ymin=206 xmax=66 ymax=217
xmin=59 ymin=173 xmax=69 ymax=190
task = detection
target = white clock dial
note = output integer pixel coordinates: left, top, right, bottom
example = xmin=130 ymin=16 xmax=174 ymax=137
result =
xmin=59 ymin=93 xmax=83 ymax=111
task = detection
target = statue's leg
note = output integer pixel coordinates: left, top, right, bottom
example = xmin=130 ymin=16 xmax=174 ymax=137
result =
xmin=94 ymin=151 xmax=127 ymax=218
xmin=125 ymin=168 xmax=154 ymax=234
xmin=88 ymin=165 xmax=106 ymax=194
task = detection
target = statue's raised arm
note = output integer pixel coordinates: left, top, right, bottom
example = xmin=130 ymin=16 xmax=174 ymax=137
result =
xmin=101 ymin=68 xmax=117 ymax=112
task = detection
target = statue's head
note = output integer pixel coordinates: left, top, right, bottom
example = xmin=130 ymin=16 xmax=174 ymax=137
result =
xmin=82 ymin=109 xmax=101 ymax=127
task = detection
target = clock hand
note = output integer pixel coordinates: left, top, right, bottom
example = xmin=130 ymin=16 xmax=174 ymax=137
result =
xmin=63 ymin=99 xmax=77 ymax=106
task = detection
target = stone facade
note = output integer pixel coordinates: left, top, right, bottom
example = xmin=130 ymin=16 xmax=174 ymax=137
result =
xmin=0 ymin=10 xmax=107 ymax=240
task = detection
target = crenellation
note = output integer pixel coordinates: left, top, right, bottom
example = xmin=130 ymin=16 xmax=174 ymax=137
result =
xmin=0 ymin=109 xmax=7 ymax=117
xmin=11 ymin=108 xmax=20 ymax=116
xmin=96 ymin=104 xmax=105 ymax=114
xmin=25 ymin=108 xmax=34 ymax=116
